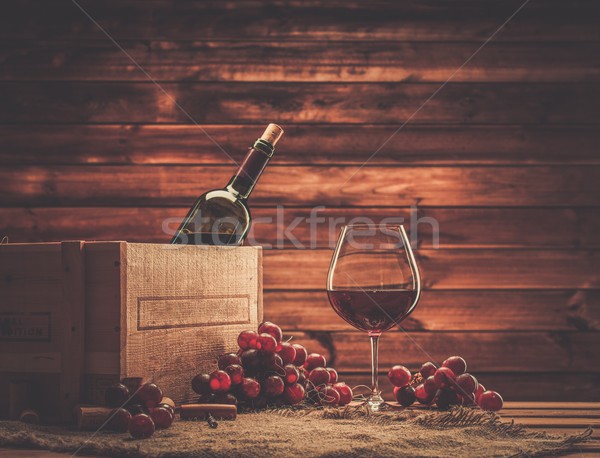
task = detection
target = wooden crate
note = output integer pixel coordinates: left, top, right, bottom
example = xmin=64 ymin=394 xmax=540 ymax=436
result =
xmin=0 ymin=241 xmax=262 ymax=423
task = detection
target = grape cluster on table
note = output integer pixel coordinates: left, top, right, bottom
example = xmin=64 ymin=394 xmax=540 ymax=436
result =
xmin=192 ymin=321 xmax=354 ymax=409
xmin=101 ymin=334 xmax=502 ymax=441
xmin=104 ymin=379 xmax=175 ymax=439
xmin=389 ymin=356 xmax=504 ymax=412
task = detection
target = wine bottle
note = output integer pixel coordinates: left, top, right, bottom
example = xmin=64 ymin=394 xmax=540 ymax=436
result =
xmin=170 ymin=124 xmax=284 ymax=245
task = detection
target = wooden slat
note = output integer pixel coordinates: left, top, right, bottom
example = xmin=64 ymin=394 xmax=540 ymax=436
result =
xmin=496 ymin=410 xmax=600 ymax=418
xmin=263 ymin=290 xmax=600 ymax=331
xmin=2 ymin=124 xmax=600 ymax=166
xmin=1 ymin=0 xmax=597 ymax=42
xmin=290 ymin=331 xmax=600 ymax=373
xmin=2 ymin=41 xmax=598 ymax=82
xmin=0 ymin=165 xmax=599 ymax=207
xmin=0 ymin=82 xmax=598 ymax=124
xmin=249 ymin=207 xmax=600 ymax=249
xmin=504 ymin=402 xmax=600 ymax=410
xmin=340 ymin=374 xmax=600 ymax=402
xmin=59 ymin=241 xmax=85 ymax=421
xmin=1 ymin=207 xmax=599 ymax=249
xmin=262 ymin=249 xmax=600 ymax=290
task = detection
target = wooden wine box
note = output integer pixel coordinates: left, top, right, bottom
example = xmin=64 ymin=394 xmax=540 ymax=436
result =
xmin=0 ymin=241 xmax=262 ymax=423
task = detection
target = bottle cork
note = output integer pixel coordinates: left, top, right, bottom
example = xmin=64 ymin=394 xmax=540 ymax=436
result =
xmin=73 ymin=405 xmax=112 ymax=430
xmin=260 ymin=123 xmax=284 ymax=147
xmin=160 ymin=396 xmax=176 ymax=410
xmin=179 ymin=403 xmax=237 ymax=420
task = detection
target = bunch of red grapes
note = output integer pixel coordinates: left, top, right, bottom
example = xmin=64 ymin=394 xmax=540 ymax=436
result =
xmin=192 ymin=321 xmax=353 ymax=408
xmin=104 ymin=379 xmax=175 ymax=439
xmin=389 ymin=356 xmax=504 ymax=412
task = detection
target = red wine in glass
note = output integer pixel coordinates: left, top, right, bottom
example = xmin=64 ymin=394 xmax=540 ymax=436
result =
xmin=327 ymin=289 xmax=418 ymax=334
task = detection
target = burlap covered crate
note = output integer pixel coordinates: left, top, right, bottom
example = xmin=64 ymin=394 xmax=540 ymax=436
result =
xmin=0 ymin=241 xmax=262 ymax=423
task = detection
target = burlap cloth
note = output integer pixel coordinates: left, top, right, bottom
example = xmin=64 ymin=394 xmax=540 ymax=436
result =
xmin=0 ymin=405 xmax=593 ymax=458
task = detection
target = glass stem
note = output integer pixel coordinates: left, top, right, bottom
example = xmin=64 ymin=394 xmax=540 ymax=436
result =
xmin=370 ymin=334 xmax=380 ymax=397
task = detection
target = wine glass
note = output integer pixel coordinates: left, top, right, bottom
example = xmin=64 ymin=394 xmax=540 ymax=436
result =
xmin=326 ymin=224 xmax=421 ymax=411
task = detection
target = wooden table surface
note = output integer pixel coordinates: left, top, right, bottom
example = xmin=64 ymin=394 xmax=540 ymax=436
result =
xmin=1 ymin=402 xmax=598 ymax=457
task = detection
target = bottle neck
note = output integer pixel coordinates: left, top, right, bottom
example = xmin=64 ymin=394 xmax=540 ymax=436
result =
xmin=226 ymin=139 xmax=274 ymax=199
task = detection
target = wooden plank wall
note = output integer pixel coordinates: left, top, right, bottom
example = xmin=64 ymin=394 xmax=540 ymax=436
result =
xmin=1 ymin=0 xmax=599 ymax=401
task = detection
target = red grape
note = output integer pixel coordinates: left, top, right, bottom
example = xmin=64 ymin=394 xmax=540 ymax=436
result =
xmin=283 ymin=383 xmax=305 ymax=405
xmin=241 ymin=377 xmax=261 ymax=399
xmin=435 ymin=389 xmax=460 ymax=410
xmin=209 ymin=370 xmax=232 ymax=393
xmin=424 ymin=376 xmax=437 ymax=395
xmin=442 ymin=356 xmax=467 ymax=376
xmin=415 ymin=383 xmax=434 ymax=405
xmin=388 ymin=365 xmax=412 ymax=387
xmin=292 ymin=344 xmax=308 ymax=366
xmin=129 ymin=413 xmax=155 ymax=439
xmin=149 ymin=406 xmax=173 ymax=429
xmin=107 ymin=408 xmax=131 ymax=432
xmin=191 ymin=374 xmax=211 ymax=395
xmin=326 ymin=367 xmax=339 ymax=384
xmin=218 ymin=353 xmax=242 ymax=370
xmin=317 ymin=385 xmax=340 ymax=406
xmin=459 ymin=392 xmax=476 ymax=406
xmin=264 ymin=375 xmax=285 ymax=398
xmin=433 ymin=367 xmax=456 ymax=389
xmin=276 ymin=342 xmax=297 ymax=365
xmin=395 ymin=385 xmax=416 ymax=407
xmin=283 ymin=364 xmax=300 ymax=385
xmin=479 ymin=390 xmax=503 ymax=412
xmin=258 ymin=321 xmax=283 ymax=343
xmin=333 ymin=383 xmax=353 ymax=406
xmin=475 ymin=383 xmax=486 ymax=402
xmin=258 ymin=333 xmax=278 ymax=353
xmin=238 ymin=330 xmax=259 ymax=350
xmin=137 ymin=383 xmax=163 ymax=409
xmin=308 ymin=367 xmax=330 ymax=387
xmin=224 ymin=364 xmax=244 ymax=385
xmin=262 ymin=352 xmax=284 ymax=374
xmin=420 ymin=362 xmax=437 ymax=379
xmin=241 ymin=349 xmax=262 ymax=373
xmin=304 ymin=353 xmax=327 ymax=371
xmin=455 ymin=373 xmax=478 ymax=395
xmin=105 ymin=383 xmax=130 ymax=408
xmin=297 ymin=367 xmax=308 ymax=386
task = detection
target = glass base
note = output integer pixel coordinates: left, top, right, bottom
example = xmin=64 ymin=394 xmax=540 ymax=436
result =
xmin=367 ymin=393 xmax=386 ymax=412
